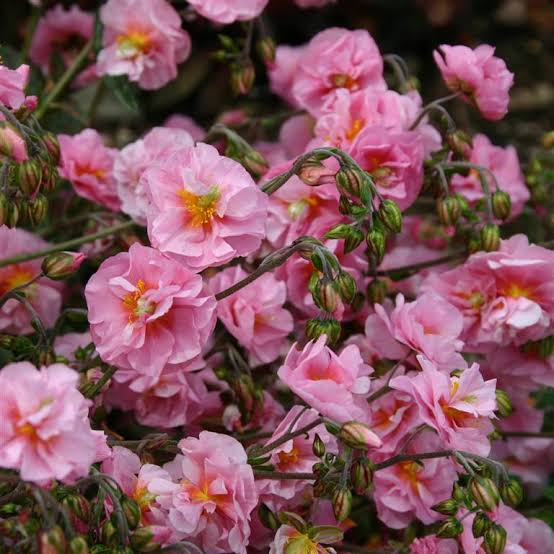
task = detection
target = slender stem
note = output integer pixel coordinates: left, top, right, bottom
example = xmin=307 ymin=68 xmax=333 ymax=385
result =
xmin=254 ymin=417 xmax=324 ymax=457
xmin=383 ymin=53 xmax=409 ymax=90
xmin=81 ymin=365 xmax=117 ymax=399
xmin=373 ymin=450 xmax=454 ymax=471
xmin=35 ymin=39 xmax=93 ymax=120
xmin=340 ymin=447 xmax=353 ymax=486
xmin=500 ymin=431 xmax=554 ymax=438
xmin=409 ymin=93 xmax=459 ymax=131
xmin=375 ymin=251 xmax=465 ymax=277
xmin=0 ymin=220 xmax=135 ymax=269
xmin=0 ymin=291 xmax=48 ymax=344
xmin=254 ymin=470 xmax=316 ymax=480
xmin=19 ymin=8 xmax=41 ymax=64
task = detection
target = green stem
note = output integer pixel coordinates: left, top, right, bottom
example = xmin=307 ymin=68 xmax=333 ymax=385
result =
xmin=35 ymin=39 xmax=93 ymax=120
xmin=0 ymin=220 xmax=135 ymax=269
xmin=254 ymin=417 xmax=324 ymax=457
xmin=253 ymin=470 xmax=317 ymax=480
xmin=375 ymin=250 xmax=465 ymax=277
xmin=373 ymin=450 xmax=454 ymax=471
xmin=81 ymin=365 xmax=117 ymax=399
xmin=409 ymin=93 xmax=459 ymax=131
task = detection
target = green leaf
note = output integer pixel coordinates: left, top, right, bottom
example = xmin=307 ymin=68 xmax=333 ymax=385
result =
xmin=103 ymin=75 xmax=140 ymax=113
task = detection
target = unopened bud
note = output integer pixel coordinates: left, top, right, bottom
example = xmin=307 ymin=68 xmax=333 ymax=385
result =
xmin=62 ymin=494 xmax=90 ymax=522
xmin=452 ymin=482 xmax=466 ymax=503
xmin=484 ymin=523 xmax=507 ymax=554
xmin=230 ymin=60 xmax=255 ymax=95
xmin=366 ymin=278 xmax=388 ymax=305
xmin=258 ymin=503 xmax=279 ymax=531
xmin=350 ymin=458 xmax=374 ymax=494
xmin=325 ymin=223 xmax=354 ymax=240
xmin=431 ymin=498 xmax=459 ymax=516
xmin=436 ymin=516 xmax=463 ymax=538
xmin=315 ymin=281 xmax=339 ymax=313
xmin=500 ymin=478 xmax=523 ymax=507
xmin=121 ymin=496 xmax=141 ymax=529
xmin=334 ymin=271 xmax=357 ymax=304
xmin=378 ymin=199 xmax=402 ymax=233
xmin=41 ymin=132 xmax=61 ymax=165
xmin=472 ymin=511 xmax=492 ymax=538
xmin=492 ymin=190 xmax=512 ymax=221
xmin=338 ymin=421 xmax=382 ymax=451
xmin=446 ymin=130 xmax=473 ymax=159
xmin=242 ymin=149 xmax=268 ymax=179
xmin=312 ymin=433 xmax=326 ymax=458
xmin=297 ymin=160 xmax=334 ymax=187
xmin=335 ymin=167 xmax=364 ymax=197
xmin=40 ymin=525 xmax=66 ymax=554
xmin=366 ymin=228 xmax=386 ymax=264
xmin=28 ymin=194 xmax=48 ymax=226
xmin=17 ymin=159 xmax=43 ymax=196
xmin=332 ymin=486 xmax=352 ymax=523
xmin=41 ymin=251 xmax=86 ymax=280
xmin=101 ymin=520 xmax=118 ymax=546
xmin=469 ymin=476 xmax=500 ymax=512
xmin=130 ymin=526 xmax=158 ymax=552
xmin=338 ymin=195 xmax=351 ymax=215
xmin=306 ymin=317 xmax=341 ymax=345
xmin=480 ymin=223 xmax=500 ymax=252
xmin=0 ymin=192 xmax=9 ymax=226
xmin=467 ymin=234 xmax=482 ymax=254
xmin=256 ymin=36 xmax=276 ymax=64
xmin=68 ymin=536 xmax=89 ymax=554
xmin=40 ymin=163 xmax=58 ymax=194
xmin=437 ymin=195 xmax=461 ymax=226
xmin=495 ymin=389 xmax=512 ymax=417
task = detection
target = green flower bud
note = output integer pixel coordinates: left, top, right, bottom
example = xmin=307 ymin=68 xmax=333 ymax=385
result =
xmin=437 ymin=195 xmax=461 ymax=226
xmin=40 ymin=525 xmax=67 ymax=554
xmin=325 ymin=223 xmax=355 ymax=240
xmin=312 ymin=433 xmax=326 ymax=458
xmin=129 ymin=526 xmax=158 ymax=552
xmin=344 ymin=227 xmax=365 ymax=254
xmin=28 ymin=193 xmax=48 ymax=226
xmin=314 ymin=281 xmax=339 ymax=313
xmin=446 ymin=130 xmax=473 ymax=159
xmin=495 ymin=389 xmax=513 ymax=417
xmin=100 ymin=520 xmax=118 ymax=546
xmin=338 ymin=421 xmax=382 ymax=451
xmin=256 ymin=36 xmax=276 ymax=64
xmin=332 ymin=486 xmax=352 ymax=523
xmin=480 ymin=223 xmax=500 ymax=252
xmin=366 ymin=278 xmax=388 ymax=305
xmin=492 ymin=190 xmax=512 ymax=221
xmin=469 ymin=476 xmax=500 ymax=512
xmin=306 ymin=316 xmax=341 ymax=345
xmin=17 ymin=159 xmax=43 ymax=196
xmin=42 ymin=132 xmax=61 ymax=165
xmin=230 ymin=59 xmax=255 ymax=95
xmin=501 ymin=478 xmax=523 ymax=507
xmin=121 ymin=496 xmax=141 ymax=529
xmin=335 ymin=271 xmax=357 ymax=304
xmin=258 ymin=503 xmax=279 ymax=531
xmin=0 ymin=192 xmax=9 ymax=226
xmin=350 ymin=457 xmax=374 ymax=495
xmin=338 ymin=195 xmax=351 ymax=215
xmin=42 ymin=251 xmax=86 ymax=280
xmin=335 ymin=167 xmax=364 ymax=197
xmin=484 ymin=523 xmax=507 ymax=554
xmin=62 ymin=494 xmax=90 ymax=522
xmin=472 ymin=511 xmax=492 ymax=538
xmin=378 ymin=199 xmax=402 ymax=233
xmin=436 ymin=516 xmax=463 ymax=538
xmin=69 ymin=536 xmax=89 ymax=554
xmin=431 ymin=498 xmax=459 ymax=516
xmin=366 ymin=228 xmax=386 ymax=264
xmin=40 ymin=163 xmax=58 ymax=194
xmin=6 ymin=200 xmax=19 ymax=228
xmin=278 ymin=511 xmax=308 ymax=533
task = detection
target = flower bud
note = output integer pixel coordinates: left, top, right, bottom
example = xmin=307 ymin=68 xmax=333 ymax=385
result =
xmin=0 ymin=192 xmax=9 ymax=226
xmin=297 ymin=160 xmax=334 ymax=187
xmin=242 ymin=149 xmax=268 ymax=179
xmin=501 ymin=478 xmax=523 ymax=507
xmin=332 ymin=486 xmax=352 ymax=523
xmin=41 ymin=132 xmax=61 ymax=165
xmin=495 ymin=389 xmax=512 ymax=417
xmin=41 ymin=251 xmax=86 ymax=280
xmin=480 ymin=223 xmax=500 ymax=252
xmin=338 ymin=195 xmax=351 ymax=215
xmin=6 ymin=200 xmax=19 ymax=228
xmin=484 ymin=523 xmax=507 ymax=554
xmin=69 ymin=536 xmax=89 ymax=554
xmin=17 ymin=159 xmax=43 ymax=196
xmin=62 ymin=494 xmax=90 ymax=522
xmin=28 ymin=194 xmax=48 ymax=226
xmin=335 ymin=167 xmax=364 ymax=197
xmin=350 ymin=458 xmax=374 ymax=494
xmin=278 ymin=511 xmax=308 ymax=533
xmin=306 ymin=317 xmax=341 ymax=345
xmin=130 ymin=526 xmax=159 ymax=552
xmin=472 ymin=511 xmax=492 ymax=538
xmin=344 ymin=227 xmax=365 ymax=254
xmin=312 ymin=433 xmax=326 ymax=458
xmin=338 ymin=421 xmax=382 ymax=451
xmin=40 ymin=525 xmax=67 ymax=554
xmin=542 ymin=130 xmax=554 ymax=149
xmin=366 ymin=278 xmax=388 ymax=305
xmin=325 ymin=223 xmax=354 ymax=240
xmin=366 ymin=228 xmax=386 ymax=264
xmin=437 ymin=195 xmax=461 ymax=226
xmin=0 ymin=124 xmax=27 ymax=161
xmin=492 ymin=190 xmax=512 ymax=221
xmin=121 ymin=496 xmax=141 ymax=529
xmin=452 ymin=482 xmax=467 ymax=503
xmin=258 ymin=503 xmax=279 ymax=531
xmin=40 ymin=163 xmax=58 ymax=194
xmin=378 ymin=200 xmax=402 ymax=233
xmin=334 ymin=271 xmax=357 ymax=304
xmin=315 ymin=281 xmax=339 ymax=313
xmin=230 ymin=60 xmax=255 ymax=95
xmin=101 ymin=520 xmax=118 ymax=546
xmin=256 ymin=36 xmax=276 ymax=64
xmin=446 ymin=130 xmax=473 ymax=159
xmin=295 ymin=237 xmax=323 ymax=260
xmin=431 ymin=498 xmax=459 ymax=516
xmin=469 ymin=476 xmax=500 ymax=512
xmin=436 ymin=516 xmax=463 ymax=538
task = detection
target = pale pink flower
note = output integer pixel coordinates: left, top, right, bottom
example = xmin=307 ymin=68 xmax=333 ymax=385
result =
xmin=520 ymin=517 xmax=554 ymax=553
xmin=144 ymin=143 xmax=268 ymax=272
xmin=0 ymin=64 xmax=31 ymax=110
xmin=450 ymin=134 xmax=529 ymax=218
xmin=434 ymin=44 xmax=514 ymax=120
xmin=85 ymin=243 xmax=217 ymax=392
xmin=373 ymin=431 xmax=458 ymax=529
xmin=163 ymin=114 xmax=205 ymax=141
xmin=97 ymin=0 xmax=191 ymax=90
xmin=149 ymin=431 xmax=258 ymax=554
xmin=114 ymin=127 xmax=194 ymax=224
xmin=350 ymin=125 xmax=425 ymax=210
xmin=0 ymin=226 xmax=63 ymax=334
xmin=54 ymin=332 xmax=94 ymax=362
xmin=58 ymin=129 xmax=120 ymax=211
xmin=0 ymin=124 xmax=28 ymax=162
xmin=210 ymin=266 xmax=293 ymax=366
xmin=409 ymin=536 xmax=458 ymax=554
xmin=0 ymin=362 xmax=104 ymax=483
xmin=187 ymin=0 xmax=268 ymax=24
xmin=390 ymin=356 xmax=497 ymax=456
xmin=292 ymin=28 xmax=386 ymax=115
xmin=278 ymin=335 xmax=372 ymax=423
xmin=422 ymin=235 xmax=554 ymax=349
xmin=374 ymin=293 xmax=466 ymax=371
xmin=268 ymin=45 xmax=305 ymax=107
xmin=30 ymin=5 xmax=96 ymax=87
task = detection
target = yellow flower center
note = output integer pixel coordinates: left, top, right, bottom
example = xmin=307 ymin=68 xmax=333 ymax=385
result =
xmin=346 ymin=118 xmax=364 ymax=141
xmin=116 ymin=30 xmax=151 ymax=56
xmin=398 ymin=461 xmax=421 ymax=490
xmin=331 ymin=73 xmax=359 ymax=91
xmin=501 ymin=282 xmax=535 ymax=301
xmin=75 ymin=164 xmax=106 ymax=179
xmin=178 ymin=186 xmax=221 ymax=228
xmin=288 ymin=197 xmax=318 ymax=220
xmin=182 ymin=479 xmax=227 ymax=507
xmin=133 ymin=483 xmax=156 ymax=513
xmin=0 ymin=268 xmax=35 ymax=296
xmin=277 ymin=446 xmax=300 ymax=469
xmin=122 ymin=279 xmax=155 ymax=323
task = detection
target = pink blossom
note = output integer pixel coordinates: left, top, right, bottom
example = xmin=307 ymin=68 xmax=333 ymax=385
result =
xmin=54 ymin=331 xmax=94 ymax=362
xmin=278 ymin=114 xmax=315 ymax=158
xmin=144 ymin=143 xmax=268 ymax=272
xmin=409 ymin=536 xmax=458 ymax=554
xmin=58 ymin=128 xmax=120 ymax=211
xmin=278 ymin=335 xmax=372 ymax=423
xmin=0 ymin=362 xmax=104 ymax=483
xmin=187 ymin=0 xmax=268 ymax=24
xmin=114 ymin=127 xmax=194 ymax=224
xmin=350 ymin=125 xmax=425 ymax=210
xmin=390 ymin=356 xmax=497 ymax=456
xmin=0 ymin=124 xmax=28 ymax=162
xmin=30 ymin=5 xmax=96 ymax=87
xmin=268 ymin=45 xmax=305 ymax=107
xmin=210 ymin=266 xmax=293 ymax=366
xmin=0 ymin=64 xmax=30 ymax=110
xmin=520 ymin=517 xmax=554 ymax=553
xmin=373 ymin=432 xmax=458 ymax=529
xmin=292 ymin=28 xmax=385 ymax=115
xmin=97 ymin=0 xmax=191 ymax=90
xmin=0 ymin=226 xmax=63 ymax=334
xmin=148 ymin=431 xmax=258 ymax=553
xmin=450 ymin=134 xmax=529 ymax=218
xmin=374 ymin=293 xmax=466 ymax=371
xmin=163 ymin=114 xmax=205 ymax=141
xmin=85 ymin=243 xmax=217 ymax=392
xmin=434 ymin=44 xmax=514 ymax=120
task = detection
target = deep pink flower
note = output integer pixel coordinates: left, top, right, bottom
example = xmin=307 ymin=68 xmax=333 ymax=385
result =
xmin=0 ymin=64 xmax=31 ymax=110
xmin=144 ymin=143 xmax=268 ymax=272
xmin=292 ymin=28 xmax=386 ymax=115
xmin=210 ymin=266 xmax=293 ymax=366
xmin=149 ymin=431 xmax=258 ymax=553
xmin=268 ymin=45 xmax=305 ymax=107
xmin=0 ymin=226 xmax=63 ymax=334
xmin=187 ymin=0 xmax=268 ymax=24
xmin=434 ymin=44 xmax=514 ymax=120
xmin=409 ymin=536 xmax=458 ymax=554
xmin=450 ymin=134 xmax=529 ymax=218
xmin=97 ymin=0 xmax=191 ymax=90
xmin=58 ymin=128 xmax=120 ymax=211
xmin=0 ymin=362 xmax=104 ymax=483
xmin=278 ymin=335 xmax=372 ymax=423
xmin=30 ymin=5 xmax=96 ymax=87
xmin=114 ymin=127 xmax=194 ymax=224
xmin=85 ymin=243 xmax=217 ymax=392
xmin=390 ymin=356 xmax=497 ymax=456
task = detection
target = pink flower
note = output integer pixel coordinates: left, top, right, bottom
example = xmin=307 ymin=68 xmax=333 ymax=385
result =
xmin=434 ymin=44 xmax=514 ymax=120
xmin=114 ymin=127 xmax=195 ymax=224
xmin=30 ymin=5 xmax=96 ymax=87
xmin=0 ymin=226 xmax=63 ymax=334
xmin=450 ymin=134 xmax=529 ymax=218
xmin=0 ymin=362 xmax=105 ymax=483
xmin=292 ymin=28 xmax=386 ymax=115
xmin=278 ymin=114 xmax=315 ymax=159
xmin=375 ymin=293 xmax=466 ymax=371
xmin=144 ymin=143 xmax=268 ymax=272
xmin=210 ymin=266 xmax=293 ymax=366
xmin=520 ymin=517 xmax=554 ymax=553
xmin=278 ymin=336 xmax=372 ymax=423
xmin=269 ymin=525 xmax=329 ymax=554
xmin=422 ymin=235 xmax=554 ymax=349
xmin=373 ymin=431 xmax=458 ymax=529
xmin=148 ymin=431 xmax=258 ymax=553
xmin=409 ymin=536 xmax=458 ymax=554
xmin=163 ymin=114 xmax=205 ymax=141
xmin=0 ymin=124 xmax=28 ymax=162
xmin=0 ymin=64 xmax=31 ymax=110
xmin=187 ymin=0 xmax=269 ymax=24
xmin=58 ymin=129 xmax=120 ymax=211
xmin=97 ymin=0 xmax=191 ymax=90
xmin=85 ymin=243 xmax=217 ymax=392
xmin=390 ymin=356 xmax=497 ymax=456
xmin=268 ymin=45 xmax=305 ymax=107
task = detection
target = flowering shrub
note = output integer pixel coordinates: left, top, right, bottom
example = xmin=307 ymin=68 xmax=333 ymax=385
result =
xmin=0 ymin=1 xmax=553 ymax=553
